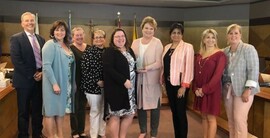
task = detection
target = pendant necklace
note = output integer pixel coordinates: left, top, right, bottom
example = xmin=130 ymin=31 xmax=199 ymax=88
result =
xmin=198 ymin=57 xmax=209 ymax=74
xmin=169 ymin=43 xmax=178 ymax=56
xmin=168 ymin=48 xmax=175 ymax=56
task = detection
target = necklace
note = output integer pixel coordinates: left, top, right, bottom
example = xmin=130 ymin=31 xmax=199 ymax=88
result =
xmin=170 ymin=42 xmax=179 ymax=49
xmin=74 ymin=43 xmax=86 ymax=52
xmin=168 ymin=43 xmax=179 ymax=56
xmin=198 ymin=57 xmax=209 ymax=74
xmin=168 ymin=48 xmax=175 ymax=56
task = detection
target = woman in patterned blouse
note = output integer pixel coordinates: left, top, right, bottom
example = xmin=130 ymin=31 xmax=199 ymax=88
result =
xmin=81 ymin=29 xmax=106 ymax=138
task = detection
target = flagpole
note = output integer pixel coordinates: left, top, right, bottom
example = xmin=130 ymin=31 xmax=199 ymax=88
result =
xmin=68 ymin=10 xmax=72 ymax=31
xmin=88 ymin=19 xmax=95 ymax=45
xmin=132 ymin=13 xmax=138 ymax=41
xmin=35 ymin=13 xmax=39 ymax=35
xmin=117 ymin=11 xmax=121 ymax=28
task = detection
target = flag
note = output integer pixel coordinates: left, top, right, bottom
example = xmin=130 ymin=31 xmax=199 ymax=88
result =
xmin=35 ymin=13 xmax=39 ymax=34
xmin=68 ymin=10 xmax=72 ymax=31
xmin=132 ymin=14 xmax=138 ymax=40
xmin=117 ymin=12 xmax=121 ymax=28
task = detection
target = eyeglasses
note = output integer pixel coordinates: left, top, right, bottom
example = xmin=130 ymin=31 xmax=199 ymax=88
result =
xmin=114 ymin=35 xmax=125 ymax=39
xmin=94 ymin=36 xmax=104 ymax=39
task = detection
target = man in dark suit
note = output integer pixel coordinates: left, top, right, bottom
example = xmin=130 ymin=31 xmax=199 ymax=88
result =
xmin=10 ymin=12 xmax=45 ymax=138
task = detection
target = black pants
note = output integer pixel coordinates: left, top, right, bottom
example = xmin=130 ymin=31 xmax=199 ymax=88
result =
xmin=16 ymin=82 xmax=43 ymax=138
xmin=165 ymin=79 xmax=189 ymax=138
xmin=70 ymin=89 xmax=87 ymax=135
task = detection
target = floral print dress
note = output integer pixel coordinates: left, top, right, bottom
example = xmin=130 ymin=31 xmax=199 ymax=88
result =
xmin=107 ymin=51 xmax=136 ymax=117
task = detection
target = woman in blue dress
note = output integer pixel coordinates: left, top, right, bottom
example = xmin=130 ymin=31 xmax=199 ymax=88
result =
xmin=42 ymin=20 xmax=76 ymax=138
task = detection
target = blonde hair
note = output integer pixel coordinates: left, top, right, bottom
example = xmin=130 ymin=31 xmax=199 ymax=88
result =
xmin=199 ymin=29 xmax=219 ymax=53
xmin=93 ymin=29 xmax=106 ymax=38
xmin=140 ymin=16 xmax=157 ymax=30
xmin=226 ymin=24 xmax=242 ymax=35
xmin=226 ymin=24 xmax=242 ymax=45
xmin=71 ymin=27 xmax=84 ymax=37
xmin=21 ymin=12 xmax=35 ymax=22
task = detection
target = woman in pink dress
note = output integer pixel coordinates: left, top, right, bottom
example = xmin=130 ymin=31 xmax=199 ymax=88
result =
xmin=193 ymin=29 xmax=226 ymax=138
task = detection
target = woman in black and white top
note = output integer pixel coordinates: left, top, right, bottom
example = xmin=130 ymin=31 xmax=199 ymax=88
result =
xmin=103 ymin=28 xmax=136 ymax=138
xmin=81 ymin=29 xmax=106 ymax=138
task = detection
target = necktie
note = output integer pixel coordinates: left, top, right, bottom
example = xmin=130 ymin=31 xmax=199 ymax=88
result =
xmin=31 ymin=35 xmax=42 ymax=69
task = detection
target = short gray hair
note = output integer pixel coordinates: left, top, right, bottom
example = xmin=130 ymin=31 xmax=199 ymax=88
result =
xmin=71 ymin=27 xmax=85 ymax=37
xmin=21 ymin=12 xmax=35 ymax=22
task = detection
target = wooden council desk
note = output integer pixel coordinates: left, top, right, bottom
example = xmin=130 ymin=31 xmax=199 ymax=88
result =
xmin=0 ymin=84 xmax=17 ymax=138
xmin=187 ymin=87 xmax=270 ymax=138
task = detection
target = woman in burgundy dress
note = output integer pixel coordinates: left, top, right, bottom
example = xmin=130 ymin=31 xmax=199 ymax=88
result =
xmin=193 ymin=29 xmax=226 ymax=138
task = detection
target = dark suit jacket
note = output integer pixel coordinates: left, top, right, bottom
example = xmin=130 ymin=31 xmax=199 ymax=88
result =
xmin=10 ymin=31 xmax=45 ymax=88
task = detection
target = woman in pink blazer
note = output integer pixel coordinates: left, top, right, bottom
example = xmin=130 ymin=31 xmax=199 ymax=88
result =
xmin=131 ymin=16 xmax=163 ymax=138
xmin=160 ymin=23 xmax=194 ymax=138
